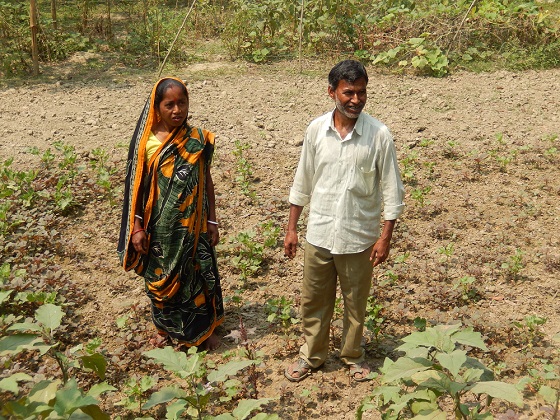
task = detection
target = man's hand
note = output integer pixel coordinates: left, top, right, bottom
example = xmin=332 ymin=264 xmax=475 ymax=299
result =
xmin=370 ymin=237 xmax=390 ymax=267
xmin=284 ymin=231 xmax=298 ymax=259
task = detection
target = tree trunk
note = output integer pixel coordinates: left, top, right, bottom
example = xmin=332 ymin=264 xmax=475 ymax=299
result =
xmin=30 ymin=0 xmax=39 ymax=76
xmin=50 ymin=0 xmax=57 ymax=29
xmin=106 ymin=0 xmax=112 ymax=39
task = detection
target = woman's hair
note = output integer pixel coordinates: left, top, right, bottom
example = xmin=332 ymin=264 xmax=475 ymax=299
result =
xmin=328 ymin=60 xmax=368 ymax=90
xmin=154 ymin=78 xmax=189 ymax=109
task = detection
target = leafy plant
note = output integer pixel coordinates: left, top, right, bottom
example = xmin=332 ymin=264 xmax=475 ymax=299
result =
xmin=452 ymin=276 xmax=480 ymax=302
xmin=358 ymin=323 xmax=524 ymax=419
xmin=143 ymin=345 xmax=274 ymax=419
xmin=411 ymin=186 xmax=431 ymax=208
xmin=233 ymin=140 xmax=256 ymax=199
xmin=364 ymin=296 xmax=385 ymax=343
xmin=502 ymin=248 xmax=524 ymax=279
xmin=265 ymin=296 xmax=299 ymax=333
xmin=0 ymin=303 xmax=113 ymax=418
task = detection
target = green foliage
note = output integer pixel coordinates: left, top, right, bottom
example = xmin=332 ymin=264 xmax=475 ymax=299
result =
xmin=411 ymin=186 xmax=431 ymax=208
xmin=452 ymin=276 xmax=480 ymax=302
xmin=233 ymin=140 xmax=256 ymax=199
xmin=358 ymin=323 xmax=524 ymax=419
xmin=143 ymin=345 xmax=272 ymax=419
xmin=265 ymin=296 xmax=299 ymax=332
xmin=501 ymin=248 xmax=524 ymax=279
xmin=364 ymin=296 xmax=385 ymax=342
xmin=1 ymin=0 xmax=557 ymax=77
xmin=225 ymin=221 xmax=280 ymax=283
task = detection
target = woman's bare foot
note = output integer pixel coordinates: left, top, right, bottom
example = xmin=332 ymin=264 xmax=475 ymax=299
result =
xmin=202 ymin=332 xmax=221 ymax=351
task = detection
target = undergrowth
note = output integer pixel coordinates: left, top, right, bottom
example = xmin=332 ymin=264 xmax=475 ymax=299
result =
xmin=1 ymin=0 xmax=559 ymax=78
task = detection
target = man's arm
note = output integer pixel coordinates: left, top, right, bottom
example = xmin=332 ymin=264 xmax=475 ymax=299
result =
xmin=369 ymin=219 xmax=395 ymax=267
xmin=284 ymin=204 xmax=304 ymax=259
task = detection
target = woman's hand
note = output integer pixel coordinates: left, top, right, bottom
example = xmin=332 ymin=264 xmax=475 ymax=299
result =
xmin=132 ymin=230 xmax=149 ymax=254
xmin=207 ymin=223 xmax=219 ymax=247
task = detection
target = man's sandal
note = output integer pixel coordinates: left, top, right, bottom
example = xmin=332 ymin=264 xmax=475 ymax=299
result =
xmin=348 ymin=362 xmax=373 ymax=382
xmin=284 ymin=358 xmax=313 ymax=382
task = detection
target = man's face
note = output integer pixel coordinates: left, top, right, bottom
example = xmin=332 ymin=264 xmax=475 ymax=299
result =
xmin=328 ymin=77 xmax=367 ymax=120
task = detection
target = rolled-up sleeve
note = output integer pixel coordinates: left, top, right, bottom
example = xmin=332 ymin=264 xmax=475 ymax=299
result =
xmin=379 ymin=131 xmax=405 ymax=220
xmin=289 ymin=129 xmax=314 ymax=207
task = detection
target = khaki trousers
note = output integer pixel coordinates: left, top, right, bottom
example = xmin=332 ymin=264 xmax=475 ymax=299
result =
xmin=299 ymin=242 xmax=374 ymax=367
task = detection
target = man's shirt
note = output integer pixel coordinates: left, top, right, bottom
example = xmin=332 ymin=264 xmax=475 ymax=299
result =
xmin=289 ymin=110 xmax=405 ymax=254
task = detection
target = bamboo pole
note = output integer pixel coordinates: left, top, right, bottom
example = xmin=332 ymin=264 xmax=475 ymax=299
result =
xmin=157 ymin=0 xmax=196 ymax=79
xmin=30 ymin=0 xmax=39 ymax=76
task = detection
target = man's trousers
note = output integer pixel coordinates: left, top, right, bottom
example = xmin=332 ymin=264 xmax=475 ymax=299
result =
xmin=299 ymin=242 xmax=374 ymax=367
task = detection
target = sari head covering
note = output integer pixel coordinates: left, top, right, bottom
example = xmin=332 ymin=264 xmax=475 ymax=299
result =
xmin=117 ymin=78 xmax=224 ymax=346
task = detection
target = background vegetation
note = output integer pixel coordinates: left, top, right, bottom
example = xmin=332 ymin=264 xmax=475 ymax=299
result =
xmin=1 ymin=0 xmax=559 ymax=78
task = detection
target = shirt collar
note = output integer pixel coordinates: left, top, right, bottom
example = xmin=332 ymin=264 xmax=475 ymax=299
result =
xmin=324 ymin=109 xmax=365 ymax=139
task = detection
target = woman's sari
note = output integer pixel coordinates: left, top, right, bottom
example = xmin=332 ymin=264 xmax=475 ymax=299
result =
xmin=117 ymin=78 xmax=224 ymax=346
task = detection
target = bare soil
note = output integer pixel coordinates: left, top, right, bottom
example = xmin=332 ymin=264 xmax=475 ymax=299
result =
xmin=1 ymin=58 xmax=559 ymax=419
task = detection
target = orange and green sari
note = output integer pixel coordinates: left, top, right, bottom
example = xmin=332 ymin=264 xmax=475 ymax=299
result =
xmin=117 ymin=78 xmax=224 ymax=346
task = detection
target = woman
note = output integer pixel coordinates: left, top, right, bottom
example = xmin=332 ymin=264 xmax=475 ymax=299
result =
xmin=117 ymin=77 xmax=224 ymax=350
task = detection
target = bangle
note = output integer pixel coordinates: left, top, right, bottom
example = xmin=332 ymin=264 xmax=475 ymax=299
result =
xmin=132 ymin=229 xmax=145 ymax=236
xmin=207 ymin=220 xmax=219 ymax=226
xmin=135 ymin=215 xmax=143 ymax=220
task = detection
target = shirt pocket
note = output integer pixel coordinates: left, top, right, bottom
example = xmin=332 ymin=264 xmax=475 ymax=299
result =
xmin=349 ymin=166 xmax=376 ymax=197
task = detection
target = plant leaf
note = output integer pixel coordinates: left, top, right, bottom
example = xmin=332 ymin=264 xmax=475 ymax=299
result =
xmin=87 ymin=382 xmax=117 ymax=399
xmin=411 ymin=408 xmax=447 ymax=419
xmin=538 ymin=385 xmax=558 ymax=404
xmin=0 ymin=372 xmax=33 ymax=394
xmin=52 ymin=378 xmax=99 ymax=415
xmin=142 ymin=386 xmax=187 ymax=410
xmin=469 ymin=381 xmax=523 ymax=407
xmin=0 ymin=333 xmax=41 ymax=356
xmin=381 ymin=357 xmax=433 ymax=383
xmin=436 ymin=350 xmax=467 ymax=378
xmin=207 ymin=360 xmax=255 ymax=383
xmin=143 ymin=346 xmax=193 ymax=377
xmin=452 ymin=327 xmax=488 ymax=351
xmin=232 ymin=399 xmax=273 ymax=420
xmin=28 ymin=379 xmax=62 ymax=404
xmin=35 ymin=303 xmax=64 ymax=332
xmin=81 ymin=353 xmax=107 ymax=380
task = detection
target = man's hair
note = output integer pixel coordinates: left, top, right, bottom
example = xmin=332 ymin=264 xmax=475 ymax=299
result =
xmin=154 ymin=78 xmax=189 ymax=109
xmin=328 ymin=60 xmax=368 ymax=90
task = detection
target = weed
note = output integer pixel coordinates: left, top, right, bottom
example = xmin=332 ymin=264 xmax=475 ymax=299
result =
xmin=364 ymin=296 xmax=385 ymax=343
xmin=265 ymin=296 xmax=299 ymax=334
xmin=357 ymin=323 xmax=524 ymax=419
xmin=452 ymin=276 xmax=480 ymax=302
xmin=437 ymin=242 xmax=455 ymax=263
xmin=502 ymin=248 xmax=524 ymax=279
xmin=232 ymin=140 xmax=256 ymax=200
xmin=411 ymin=186 xmax=431 ymax=208
xmin=400 ymin=149 xmax=418 ymax=184
xmin=513 ymin=315 xmax=547 ymax=348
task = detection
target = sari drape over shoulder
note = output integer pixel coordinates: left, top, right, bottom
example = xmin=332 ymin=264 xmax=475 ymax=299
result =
xmin=117 ymin=78 xmax=224 ymax=346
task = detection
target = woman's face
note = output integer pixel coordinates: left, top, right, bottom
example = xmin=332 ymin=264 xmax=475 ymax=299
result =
xmin=157 ymin=85 xmax=189 ymax=128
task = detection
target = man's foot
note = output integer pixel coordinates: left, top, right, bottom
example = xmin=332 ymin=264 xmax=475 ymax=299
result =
xmin=348 ymin=362 xmax=373 ymax=382
xmin=284 ymin=358 xmax=313 ymax=382
xmin=149 ymin=333 xmax=170 ymax=348
xmin=202 ymin=332 xmax=221 ymax=351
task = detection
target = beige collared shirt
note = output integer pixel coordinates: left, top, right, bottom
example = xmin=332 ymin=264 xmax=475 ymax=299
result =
xmin=289 ymin=110 xmax=405 ymax=254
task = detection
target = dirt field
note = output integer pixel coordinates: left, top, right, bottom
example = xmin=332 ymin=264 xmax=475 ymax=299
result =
xmin=1 ymin=58 xmax=559 ymax=418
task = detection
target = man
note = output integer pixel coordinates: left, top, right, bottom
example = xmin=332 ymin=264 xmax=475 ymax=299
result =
xmin=284 ymin=60 xmax=405 ymax=382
